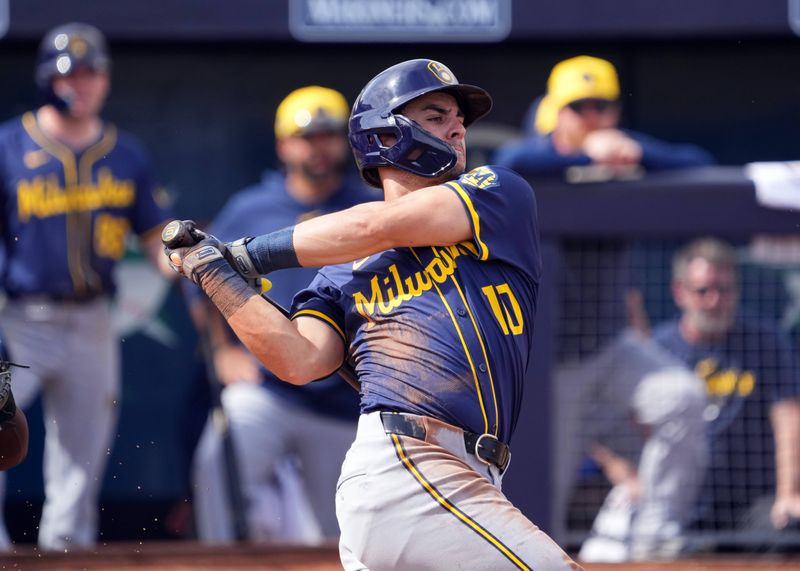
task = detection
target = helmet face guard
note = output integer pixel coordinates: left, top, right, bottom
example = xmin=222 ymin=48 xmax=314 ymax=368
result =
xmin=349 ymin=59 xmax=492 ymax=188
xmin=349 ymin=112 xmax=458 ymax=187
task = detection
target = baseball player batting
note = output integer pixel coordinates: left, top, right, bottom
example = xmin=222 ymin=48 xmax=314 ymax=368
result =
xmin=166 ymin=59 xmax=581 ymax=570
xmin=0 ymin=23 xmax=173 ymax=550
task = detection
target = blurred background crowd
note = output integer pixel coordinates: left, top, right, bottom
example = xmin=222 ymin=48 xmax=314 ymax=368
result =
xmin=0 ymin=0 xmax=799 ymax=564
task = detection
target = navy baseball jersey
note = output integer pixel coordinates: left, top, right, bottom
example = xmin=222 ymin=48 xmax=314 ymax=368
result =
xmin=653 ymin=317 xmax=800 ymax=525
xmin=292 ymin=165 xmax=541 ymax=443
xmin=211 ymin=170 xmax=378 ymax=420
xmin=0 ymin=112 xmax=170 ymax=298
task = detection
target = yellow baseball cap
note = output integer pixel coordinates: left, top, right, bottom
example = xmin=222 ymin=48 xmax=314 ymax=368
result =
xmin=274 ymin=86 xmax=349 ymax=140
xmin=534 ymin=56 xmax=620 ymax=135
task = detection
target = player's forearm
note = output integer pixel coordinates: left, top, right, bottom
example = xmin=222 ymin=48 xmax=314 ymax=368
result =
xmin=226 ymin=296 xmax=331 ymax=384
xmin=247 ymin=187 xmax=471 ymax=272
xmin=245 ymin=202 xmax=390 ymax=272
xmin=771 ymin=398 xmax=800 ymax=496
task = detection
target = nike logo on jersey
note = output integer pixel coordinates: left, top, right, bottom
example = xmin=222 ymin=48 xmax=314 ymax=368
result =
xmin=23 ymin=149 xmax=51 ymax=169
xmin=353 ymin=257 xmax=370 ymax=270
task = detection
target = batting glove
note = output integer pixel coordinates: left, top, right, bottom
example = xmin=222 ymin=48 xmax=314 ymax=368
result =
xmin=225 ymin=237 xmax=260 ymax=281
xmin=166 ymin=236 xmax=227 ymax=285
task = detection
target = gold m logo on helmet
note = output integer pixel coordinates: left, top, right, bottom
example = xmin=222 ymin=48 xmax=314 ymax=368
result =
xmin=69 ymin=36 xmax=89 ymax=58
xmin=428 ymin=61 xmax=456 ymax=85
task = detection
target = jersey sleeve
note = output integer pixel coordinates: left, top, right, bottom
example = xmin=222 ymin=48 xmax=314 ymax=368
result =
xmin=444 ymin=165 xmax=541 ymax=282
xmin=290 ymin=271 xmax=348 ymax=344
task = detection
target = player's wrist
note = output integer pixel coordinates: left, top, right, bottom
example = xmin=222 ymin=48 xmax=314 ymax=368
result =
xmin=198 ymin=259 xmax=258 ymax=319
xmin=246 ymin=226 xmax=299 ymax=275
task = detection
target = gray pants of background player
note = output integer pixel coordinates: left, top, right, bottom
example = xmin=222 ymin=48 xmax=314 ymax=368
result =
xmin=193 ymin=382 xmax=356 ymax=543
xmin=571 ymin=330 xmax=708 ymax=562
xmin=337 ymin=411 xmax=582 ymax=571
xmin=0 ymin=298 xmax=119 ymax=551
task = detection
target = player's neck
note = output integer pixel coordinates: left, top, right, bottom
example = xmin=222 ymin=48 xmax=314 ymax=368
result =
xmin=379 ymin=169 xmax=428 ymax=201
xmin=36 ymin=106 xmax=102 ymax=150
xmin=285 ymin=170 xmax=341 ymax=206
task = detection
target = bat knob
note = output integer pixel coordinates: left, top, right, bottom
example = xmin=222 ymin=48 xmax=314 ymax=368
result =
xmin=162 ymin=220 xmax=196 ymax=248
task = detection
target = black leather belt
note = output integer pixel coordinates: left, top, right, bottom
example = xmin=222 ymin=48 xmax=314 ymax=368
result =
xmin=380 ymin=412 xmax=511 ymax=473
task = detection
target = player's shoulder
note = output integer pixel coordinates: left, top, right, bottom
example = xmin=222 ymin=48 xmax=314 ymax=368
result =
xmin=651 ymin=320 xmax=682 ymax=345
xmin=732 ymin=315 xmax=787 ymax=341
xmin=450 ymin=164 xmax=532 ymax=192
xmin=0 ymin=114 xmax=27 ymax=143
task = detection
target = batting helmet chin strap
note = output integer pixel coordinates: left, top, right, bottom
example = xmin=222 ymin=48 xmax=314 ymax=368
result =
xmin=351 ymin=113 xmax=458 ymax=187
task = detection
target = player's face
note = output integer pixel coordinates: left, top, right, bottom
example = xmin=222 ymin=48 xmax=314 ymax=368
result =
xmin=52 ymin=67 xmax=110 ymax=119
xmin=401 ymin=91 xmax=467 ymax=174
xmin=278 ymin=129 xmax=350 ymax=181
xmin=674 ymin=258 xmax=738 ymax=339
xmin=557 ymin=98 xmax=620 ymax=145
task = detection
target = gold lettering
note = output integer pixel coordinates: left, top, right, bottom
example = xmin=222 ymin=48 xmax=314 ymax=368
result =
xmin=354 ymin=276 xmax=384 ymax=323
xmin=15 ymin=170 xmax=136 ymax=222
xmin=388 ymin=264 xmax=412 ymax=303
xmin=405 ymin=269 xmax=431 ymax=297
xmin=738 ymin=371 xmax=755 ymax=396
xmin=426 ymin=256 xmax=450 ymax=283
xmin=353 ymin=248 xmax=465 ymax=321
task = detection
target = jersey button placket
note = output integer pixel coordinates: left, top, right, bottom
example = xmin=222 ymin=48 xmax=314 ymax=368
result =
xmin=456 ymin=307 xmax=467 ymax=318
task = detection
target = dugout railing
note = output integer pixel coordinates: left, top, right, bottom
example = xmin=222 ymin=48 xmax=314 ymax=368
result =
xmin=500 ymin=166 xmax=800 ymax=554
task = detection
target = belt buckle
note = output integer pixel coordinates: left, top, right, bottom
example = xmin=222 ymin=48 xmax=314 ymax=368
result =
xmin=474 ymin=433 xmax=497 ymax=467
xmin=474 ymin=433 xmax=511 ymax=473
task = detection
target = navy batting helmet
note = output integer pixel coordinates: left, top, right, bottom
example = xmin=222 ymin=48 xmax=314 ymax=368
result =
xmin=349 ymin=59 xmax=492 ymax=188
xmin=35 ymin=22 xmax=111 ymax=110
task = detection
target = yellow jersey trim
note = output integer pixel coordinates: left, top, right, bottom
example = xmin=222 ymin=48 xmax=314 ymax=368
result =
xmin=292 ymin=308 xmax=347 ymax=343
xmin=22 ymin=112 xmax=89 ymax=293
xmin=445 ymin=181 xmax=489 ymax=261
xmin=391 ymin=434 xmax=530 ymax=570
xmin=77 ymin=124 xmax=118 ymax=291
xmin=410 ymin=247 xmax=489 ymax=433
xmin=436 ymin=246 xmax=499 ymax=436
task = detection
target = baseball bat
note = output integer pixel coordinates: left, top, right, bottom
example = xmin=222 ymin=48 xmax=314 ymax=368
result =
xmin=163 ymin=220 xmax=361 ymax=391
xmin=163 ymin=221 xmax=250 ymax=541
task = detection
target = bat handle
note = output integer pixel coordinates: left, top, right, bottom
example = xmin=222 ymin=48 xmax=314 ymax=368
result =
xmin=162 ymin=219 xmax=199 ymax=248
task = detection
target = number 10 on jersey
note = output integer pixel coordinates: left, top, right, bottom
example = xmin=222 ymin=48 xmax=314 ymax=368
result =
xmin=482 ymin=283 xmax=523 ymax=335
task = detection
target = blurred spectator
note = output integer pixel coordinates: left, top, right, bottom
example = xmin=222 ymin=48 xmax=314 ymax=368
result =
xmin=653 ymin=238 xmax=800 ymax=534
xmin=493 ymin=55 xmax=715 ymax=178
xmin=191 ymin=86 xmax=376 ymax=544
xmin=0 ymin=23 xmax=173 ymax=551
xmin=563 ymin=293 xmax=707 ymax=563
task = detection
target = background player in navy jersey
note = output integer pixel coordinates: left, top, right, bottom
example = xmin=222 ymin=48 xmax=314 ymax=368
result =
xmin=167 ymin=59 xmax=581 ymax=570
xmin=0 ymin=23 xmax=173 ymax=550
xmin=652 ymin=238 xmax=800 ymax=533
xmin=191 ymin=86 xmax=375 ymax=543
